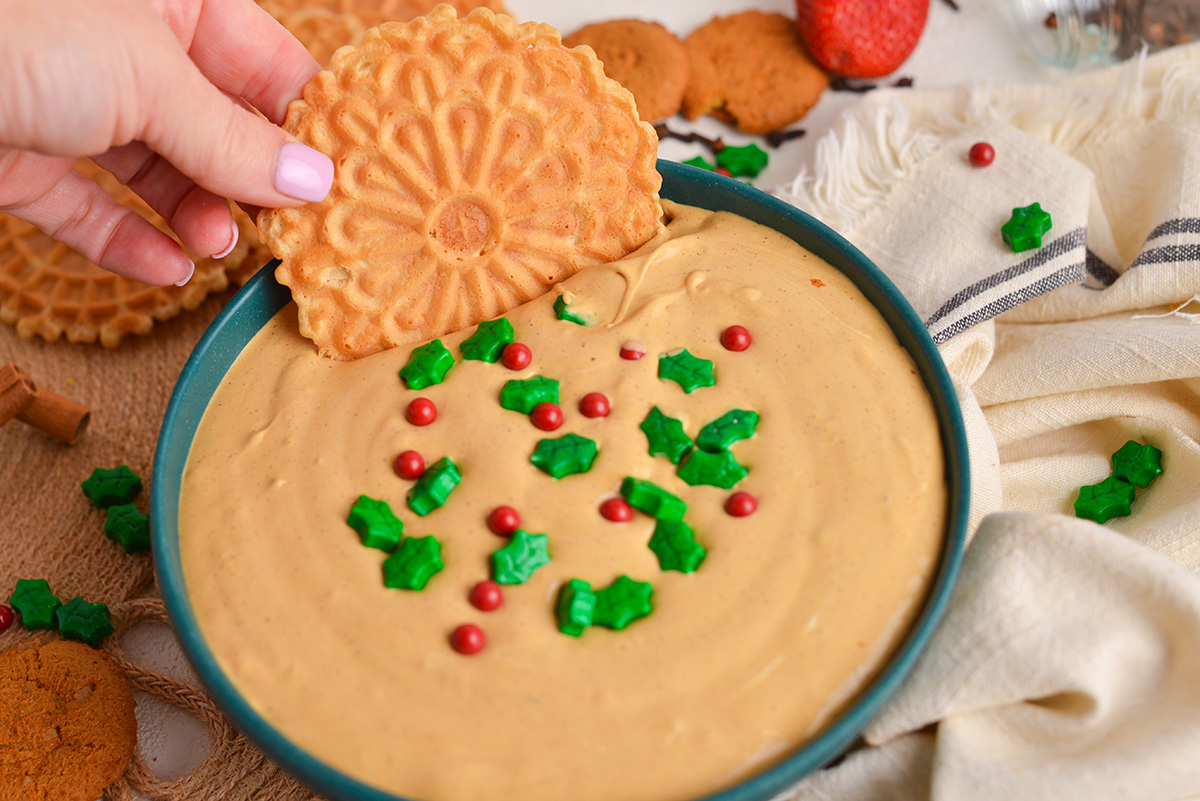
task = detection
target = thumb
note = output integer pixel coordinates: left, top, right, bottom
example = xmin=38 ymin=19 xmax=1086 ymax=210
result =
xmin=134 ymin=45 xmax=332 ymax=209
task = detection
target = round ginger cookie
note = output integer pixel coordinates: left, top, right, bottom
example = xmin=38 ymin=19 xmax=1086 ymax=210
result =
xmin=563 ymin=19 xmax=689 ymax=123
xmin=0 ymin=639 xmax=137 ymax=801
xmin=259 ymin=6 xmax=664 ymax=361
xmin=682 ymin=11 xmax=828 ymax=135
xmin=0 ymin=159 xmax=251 ymax=347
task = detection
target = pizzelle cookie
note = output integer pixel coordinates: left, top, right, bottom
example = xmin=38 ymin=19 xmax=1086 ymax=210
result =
xmin=563 ymin=19 xmax=689 ymax=123
xmin=258 ymin=0 xmax=511 ymax=67
xmin=259 ymin=6 xmax=664 ymax=361
xmin=682 ymin=11 xmax=828 ymax=135
xmin=0 ymin=639 xmax=137 ymax=801
xmin=0 ymin=159 xmax=254 ymax=347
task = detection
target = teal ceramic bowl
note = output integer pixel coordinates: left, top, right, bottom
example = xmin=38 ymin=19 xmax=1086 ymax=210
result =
xmin=153 ymin=159 xmax=970 ymax=801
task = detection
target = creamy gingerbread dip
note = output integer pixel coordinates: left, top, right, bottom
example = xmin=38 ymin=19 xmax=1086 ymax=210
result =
xmin=179 ymin=201 xmax=946 ymax=801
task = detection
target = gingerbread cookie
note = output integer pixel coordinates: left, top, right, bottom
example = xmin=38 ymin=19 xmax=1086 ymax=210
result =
xmin=682 ymin=11 xmax=828 ymax=135
xmin=0 ymin=639 xmax=137 ymax=801
xmin=259 ymin=6 xmax=663 ymax=361
xmin=563 ymin=19 xmax=689 ymax=123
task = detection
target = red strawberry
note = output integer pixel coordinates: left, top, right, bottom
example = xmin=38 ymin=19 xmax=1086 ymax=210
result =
xmin=794 ymin=0 xmax=930 ymax=79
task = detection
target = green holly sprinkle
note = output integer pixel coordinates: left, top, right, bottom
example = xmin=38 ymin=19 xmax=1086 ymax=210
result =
xmin=697 ymin=409 xmax=759 ymax=452
xmin=677 ymin=448 xmax=748 ymax=489
xmin=1074 ymin=476 xmax=1136 ymax=524
xmin=347 ymin=495 xmax=405 ymax=551
xmin=682 ymin=155 xmax=715 ymax=171
xmin=9 ymin=578 xmax=60 ymax=630
xmin=383 ymin=535 xmax=444 ymax=590
xmin=620 ymin=477 xmax=686 ymax=522
xmin=104 ymin=504 xmax=150 ymax=554
xmin=530 ymin=433 xmax=598 ymax=478
xmin=460 ymin=318 xmax=514 ymax=362
xmin=556 ymin=579 xmax=597 ymax=636
xmin=407 ymin=457 xmax=461 ymax=516
xmin=640 ymin=407 xmax=693 ymax=464
xmin=1111 ymin=440 xmax=1163 ymax=489
xmin=55 ymin=596 xmax=114 ymax=646
xmin=716 ymin=143 xmax=768 ymax=178
xmin=648 ymin=519 xmax=706 ymax=573
xmin=658 ymin=349 xmax=715 ymax=393
xmin=399 ymin=339 xmax=454 ymax=390
xmin=81 ymin=465 xmax=142 ymax=508
xmin=553 ymin=294 xmax=589 ymax=326
xmin=593 ymin=575 xmax=653 ymax=630
xmin=1001 ymin=203 xmax=1052 ymax=253
xmin=491 ymin=529 xmax=551 ymax=585
xmin=500 ymin=376 xmax=560 ymax=414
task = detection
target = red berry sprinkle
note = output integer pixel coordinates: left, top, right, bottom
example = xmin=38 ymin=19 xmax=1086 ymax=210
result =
xmin=725 ymin=491 xmax=758 ymax=517
xmin=0 ymin=604 xmax=13 ymax=634
xmin=450 ymin=623 xmax=486 ymax=655
xmin=393 ymin=450 xmax=426 ymax=480
xmin=530 ymin=402 xmax=564 ymax=431
xmin=488 ymin=505 xmax=521 ymax=536
xmin=579 ymin=392 xmax=611 ymax=418
xmin=599 ymin=497 xmax=634 ymax=523
xmin=501 ymin=342 xmax=532 ymax=370
xmin=469 ymin=580 xmax=504 ymax=612
xmin=721 ymin=325 xmax=752 ymax=352
xmin=619 ymin=340 xmax=645 ymax=360
xmin=968 ymin=142 xmax=995 ymax=168
xmin=406 ymin=397 xmax=437 ymax=426
xmin=715 ymin=167 xmax=733 ymax=177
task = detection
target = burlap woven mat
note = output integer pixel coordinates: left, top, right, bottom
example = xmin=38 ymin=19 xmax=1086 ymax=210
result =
xmin=0 ymin=294 xmax=323 ymax=801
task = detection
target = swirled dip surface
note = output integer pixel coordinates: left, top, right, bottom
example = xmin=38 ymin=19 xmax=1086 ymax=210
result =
xmin=180 ymin=202 xmax=946 ymax=801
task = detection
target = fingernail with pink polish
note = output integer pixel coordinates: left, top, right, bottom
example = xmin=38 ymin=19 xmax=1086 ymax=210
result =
xmin=214 ymin=219 xmax=239 ymax=260
xmin=175 ymin=260 xmax=195 ymax=287
xmin=274 ymin=142 xmax=333 ymax=203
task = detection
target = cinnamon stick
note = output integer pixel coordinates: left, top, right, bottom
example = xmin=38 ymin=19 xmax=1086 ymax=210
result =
xmin=0 ymin=363 xmax=90 ymax=444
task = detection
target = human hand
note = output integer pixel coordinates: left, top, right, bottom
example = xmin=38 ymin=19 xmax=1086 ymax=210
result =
xmin=0 ymin=0 xmax=334 ymax=286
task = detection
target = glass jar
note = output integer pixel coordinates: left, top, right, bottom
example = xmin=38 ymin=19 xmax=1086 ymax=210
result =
xmin=1010 ymin=0 xmax=1200 ymax=68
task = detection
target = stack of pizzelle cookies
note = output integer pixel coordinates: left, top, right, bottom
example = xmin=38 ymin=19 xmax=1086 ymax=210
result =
xmin=563 ymin=10 xmax=830 ymax=134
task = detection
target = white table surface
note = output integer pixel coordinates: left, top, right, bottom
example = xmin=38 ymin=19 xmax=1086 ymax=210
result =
xmin=127 ymin=0 xmax=1070 ymax=792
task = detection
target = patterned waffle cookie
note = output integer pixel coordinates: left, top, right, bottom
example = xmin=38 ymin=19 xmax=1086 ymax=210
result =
xmin=0 ymin=160 xmax=256 ymax=347
xmin=258 ymin=0 xmax=511 ymax=66
xmin=259 ymin=6 xmax=664 ymax=361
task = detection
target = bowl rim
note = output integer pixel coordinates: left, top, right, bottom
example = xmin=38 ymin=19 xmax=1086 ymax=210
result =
xmin=152 ymin=159 xmax=970 ymax=801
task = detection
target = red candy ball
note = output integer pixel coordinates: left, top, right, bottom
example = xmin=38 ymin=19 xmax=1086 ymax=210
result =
xmin=450 ymin=623 xmax=486 ymax=655
xmin=0 ymin=604 xmax=13 ymax=634
xmin=714 ymin=167 xmax=733 ymax=177
xmin=725 ymin=491 xmax=758 ymax=517
xmin=406 ymin=397 xmax=437 ymax=426
xmin=488 ymin=505 xmax=521 ymax=536
xmin=393 ymin=450 xmax=425 ymax=480
xmin=469 ymin=580 xmax=504 ymax=612
xmin=501 ymin=342 xmax=532 ymax=370
xmin=531 ymin=402 xmax=564 ymax=431
xmin=599 ymin=497 xmax=633 ymax=523
xmin=579 ymin=392 xmax=611 ymax=418
xmin=968 ymin=142 xmax=995 ymax=168
xmin=619 ymin=340 xmax=645 ymax=360
xmin=721 ymin=325 xmax=752 ymax=352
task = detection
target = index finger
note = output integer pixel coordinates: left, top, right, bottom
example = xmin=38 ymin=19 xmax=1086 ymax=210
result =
xmin=187 ymin=0 xmax=321 ymax=125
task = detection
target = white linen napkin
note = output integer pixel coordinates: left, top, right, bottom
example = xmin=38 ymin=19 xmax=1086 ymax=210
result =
xmin=773 ymin=44 xmax=1200 ymax=801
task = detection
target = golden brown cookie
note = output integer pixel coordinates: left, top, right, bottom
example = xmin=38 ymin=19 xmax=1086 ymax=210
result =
xmin=0 ymin=639 xmax=137 ymax=801
xmin=259 ymin=0 xmax=511 ymax=67
xmin=563 ymin=19 xmax=689 ymax=123
xmin=682 ymin=11 xmax=828 ymax=135
xmin=0 ymin=160 xmax=254 ymax=347
xmin=259 ymin=6 xmax=664 ymax=361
